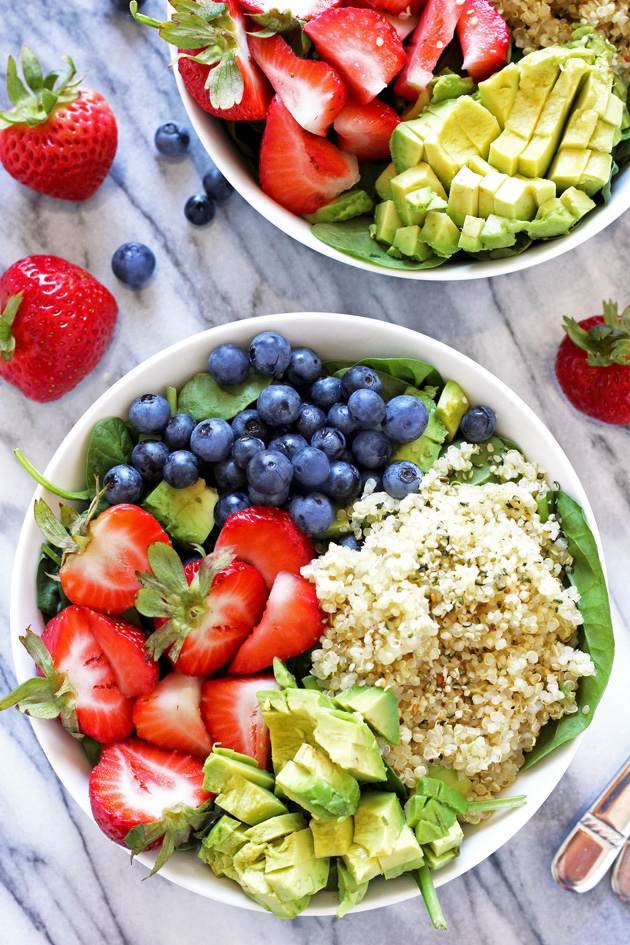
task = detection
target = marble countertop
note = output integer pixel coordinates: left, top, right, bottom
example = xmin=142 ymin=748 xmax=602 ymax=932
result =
xmin=1 ymin=3 xmax=629 ymax=943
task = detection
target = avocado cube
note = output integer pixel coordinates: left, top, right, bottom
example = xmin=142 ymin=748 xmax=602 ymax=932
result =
xmin=548 ymin=147 xmax=591 ymax=192
xmin=394 ymin=224 xmax=432 ymax=260
xmin=374 ymin=200 xmax=403 ymax=245
xmin=517 ymin=134 xmax=556 ymax=180
xmin=430 ymin=820 xmax=464 ymax=857
xmin=579 ymin=150 xmax=612 ymax=196
xmin=455 ymin=96 xmax=501 ymax=156
xmin=391 ymin=164 xmax=447 ymax=223
xmin=390 ymin=433 xmax=441 ymax=473
xmin=560 ymin=186 xmax=596 ymax=220
xmin=142 ymin=477 xmax=217 ymax=545
xmin=436 ymin=379 xmax=470 ymax=439
xmin=587 ymin=117 xmax=617 ymax=152
xmin=560 ymin=106 xmax=599 ymax=150
xmin=375 ymin=162 xmax=397 ymax=201
xmin=478 ymin=170 xmax=508 ymax=217
xmin=447 ymin=165 xmax=483 ymax=227
xmin=266 ymin=853 xmax=329 ymax=903
xmin=217 ymin=775 xmax=288 ymax=826
xmin=310 ymin=816 xmax=354 ymax=857
xmin=353 ymin=792 xmax=406 ymax=859
xmin=525 ymin=198 xmax=576 ymax=238
xmin=259 ymin=687 xmax=334 ymax=775
xmin=273 ymin=658 xmax=298 ymax=690
xmin=522 ymin=57 xmax=590 ymax=176
xmin=390 ymin=123 xmax=425 ymax=174
xmin=245 ymin=813 xmax=307 ymax=843
xmin=457 ymin=215 xmax=485 ymax=252
xmin=413 ymin=797 xmax=458 ymax=844
xmin=426 ymin=764 xmax=472 ymax=798
xmin=303 ymin=189 xmax=373 ymax=224
xmin=236 ymin=861 xmax=312 ymax=917
xmin=332 ymin=685 xmax=400 ymax=744
xmin=203 ymin=752 xmax=275 ymax=792
xmin=493 ymin=176 xmax=537 ymax=220
xmin=467 ymin=154 xmax=494 ymax=176
xmin=301 ymin=675 xmax=323 ymax=691
xmin=379 ymin=825 xmax=425 ymax=879
xmin=404 ymin=793 xmax=428 ymax=828
xmin=403 ymin=188 xmax=448 ymax=227
xmin=415 ymin=777 xmax=468 ymax=815
xmin=202 ymin=815 xmax=249 ymax=856
xmin=314 ymin=711 xmax=387 ymax=783
xmin=430 ymin=72 xmax=476 ymax=104
xmin=425 ymin=96 xmax=460 ymax=120
xmin=337 ymin=860 xmax=369 ymax=917
xmin=342 ymin=842 xmax=383 ymax=884
xmin=275 ymin=743 xmax=360 ymax=820
xmin=264 ymin=827 xmax=319 ymax=872
xmin=488 ymin=128 xmax=528 ymax=175
xmin=480 ymin=214 xmax=519 ymax=249
xmin=516 ymin=174 xmax=556 ymax=207
xmin=423 ymin=846 xmax=458 ymax=871
xmin=561 ymin=70 xmax=612 ymax=148
xmin=478 ymin=62 xmax=520 ymax=130
xmin=423 ymin=136 xmax=464 ymax=188
xmin=199 ymin=846 xmax=240 ymax=881
xmin=603 ymin=90 xmax=624 ymax=127
xmin=402 ymin=385 xmax=446 ymax=441
xmin=420 ymin=211 xmax=461 ymax=258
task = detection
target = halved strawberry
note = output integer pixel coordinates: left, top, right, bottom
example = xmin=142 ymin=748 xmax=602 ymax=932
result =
xmin=229 ymin=571 xmax=325 ymax=675
xmin=136 ymin=544 xmax=268 ymax=676
xmin=89 ymin=737 xmax=212 ymax=873
xmin=456 ymin=0 xmax=510 ymax=83
xmin=35 ymin=499 xmax=170 ymax=616
xmin=249 ymin=33 xmax=347 ymax=136
xmin=240 ymin=0 xmax=341 ymax=20
xmin=304 ymin=8 xmax=407 ymax=105
xmin=381 ymin=11 xmax=421 ymax=42
xmin=90 ymin=614 xmax=158 ymax=699
xmin=348 ymin=0 xmax=426 ymax=16
xmin=201 ymin=675 xmax=276 ymax=769
xmin=133 ymin=674 xmax=213 ymax=760
xmin=334 ymin=97 xmax=401 ymax=162
xmin=394 ymin=0 xmax=464 ymax=99
xmin=214 ymin=505 xmax=315 ymax=588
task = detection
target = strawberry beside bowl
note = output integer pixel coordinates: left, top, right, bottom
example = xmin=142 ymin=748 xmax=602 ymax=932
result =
xmin=10 ymin=313 xmax=607 ymax=914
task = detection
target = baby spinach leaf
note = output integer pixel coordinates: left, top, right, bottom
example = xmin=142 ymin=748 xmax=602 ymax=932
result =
xmin=36 ymin=549 xmax=69 ymax=618
xmin=177 ymin=372 xmax=272 ymax=421
xmin=521 ymin=491 xmax=614 ymax=769
xmin=322 ymin=357 xmax=443 ymax=401
xmin=449 ymin=436 xmax=515 ymax=484
xmin=82 ymin=736 xmax=103 ymax=767
xmin=311 ymin=217 xmax=447 ymax=271
xmin=85 ymin=418 xmax=134 ymax=501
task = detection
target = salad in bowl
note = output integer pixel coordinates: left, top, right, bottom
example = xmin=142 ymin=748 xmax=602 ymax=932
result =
xmin=4 ymin=314 xmax=614 ymax=922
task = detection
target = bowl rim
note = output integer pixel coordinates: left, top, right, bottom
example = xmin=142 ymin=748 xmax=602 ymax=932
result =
xmin=9 ymin=312 xmax=604 ymax=915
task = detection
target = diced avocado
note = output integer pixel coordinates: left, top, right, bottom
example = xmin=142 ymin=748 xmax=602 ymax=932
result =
xmin=478 ymin=62 xmax=520 ymax=129
xmin=264 ymin=827 xmax=320 ymax=872
xmin=142 ymin=477 xmax=217 ymax=545
xmin=478 ymin=170 xmax=508 ymax=217
xmin=430 ymin=820 xmax=464 ymax=857
xmin=579 ymin=149 xmax=612 ymax=195
xmin=548 ymin=147 xmax=591 ymax=192
xmin=400 ymin=88 xmax=431 ymax=121
xmin=414 ymin=777 xmax=468 ymax=815
xmin=421 ymin=211 xmax=460 ymax=258
xmin=217 ymin=775 xmax=289 ymax=826
xmin=258 ymin=687 xmax=334 ymax=775
xmin=480 ymin=214 xmax=519 ymax=250
xmin=266 ymin=838 xmax=329 ymax=903
xmin=402 ymin=385 xmax=446 ymax=442
xmin=391 ymin=164 xmax=447 ymax=223
xmin=560 ymin=186 xmax=596 ymax=220
xmin=423 ymin=846 xmax=458 ymax=871
xmin=425 ymin=96 xmax=461 ymax=120
xmin=430 ymin=72 xmax=476 ymax=104
xmin=456 ymin=96 xmax=501 ymax=155
xmin=245 ymin=812 xmax=307 ymax=843
xmin=493 ymin=176 xmax=537 ymax=220
xmin=203 ymin=815 xmax=249 ymax=856
xmin=303 ymin=189 xmax=373 ymax=224
xmin=379 ymin=825 xmax=425 ymax=879
xmin=374 ymin=200 xmax=403 ymax=245
xmin=302 ymin=674 xmax=324 ymax=691
xmin=274 ymin=743 xmax=360 ymax=820
xmin=525 ymin=198 xmax=576 ymax=238
xmin=213 ymin=745 xmax=262 ymax=767
xmin=314 ymin=710 xmax=388 ymax=783
xmin=423 ymin=135 xmax=464 ymax=188
xmin=447 ymin=165 xmax=483 ymax=227
xmin=458 ymin=215 xmax=485 ymax=252
xmin=203 ymin=751 xmax=275 ymax=792
xmin=488 ymin=128 xmax=528 ymax=175
xmin=236 ymin=861 xmax=311 ymax=917
xmin=560 ymin=68 xmax=613 ymax=148
xmin=390 ymin=434 xmax=441 ymax=473
xmin=320 ymin=506 xmax=352 ymax=539
xmin=603 ymin=89 xmax=624 ymax=126
xmin=516 ymin=174 xmax=556 ymax=207
xmin=199 ymin=844 xmax=241 ymax=881
xmin=393 ymin=224 xmax=434 ymax=261
xmin=337 ymin=860 xmax=369 ymax=918
xmin=342 ymin=842 xmax=382 ymax=884
xmin=404 ymin=188 xmax=448 ymax=226
xmin=390 ymin=123 xmax=425 ymax=174
xmin=427 ymin=764 xmax=473 ymax=798
xmin=412 ymin=798 xmax=458 ymax=844
xmin=375 ymin=163 xmax=397 ymax=201
xmin=273 ymin=658 xmax=297 ymax=690
xmin=436 ymin=380 xmax=470 ymax=440
xmin=353 ymin=792 xmax=406 ymax=858
xmin=310 ymin=816 xmax=354 ymax=857
xmin=332 ymin=685 xmax=400 ymax=745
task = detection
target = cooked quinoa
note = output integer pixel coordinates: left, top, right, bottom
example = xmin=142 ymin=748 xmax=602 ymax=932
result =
xmin=304 ymin=445 xmax=594 ymax=815
xmin=492 ymin=0 xmax=630 ymax=79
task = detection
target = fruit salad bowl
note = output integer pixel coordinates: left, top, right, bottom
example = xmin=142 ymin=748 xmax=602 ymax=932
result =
xmin=10 ymin=313 xmax=606 ymax=914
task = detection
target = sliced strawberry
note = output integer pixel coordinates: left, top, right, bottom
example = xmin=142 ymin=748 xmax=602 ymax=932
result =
xmin=394 ymin=0 xmax=464 ymax=99
xmin=133 ymin=674 xmax=213 ymax=760
xmin=334 ymin=97 xmax=401 ymax=162
xmin=249 ymin=33 xmax=347 ymax=137
xmin=229 ymin=571 xmax=325 ymax=675
xmin=304 ymin=8 xmax=407 ymax=106
xmin=456 ymin=0 xmax=510 ymax=83
xmin=381 ymin=11 xmax=421 ymax=41
xmin=348 ymin=0 xmax=426 ymax=16
xmin=214 ymin=505 xmax=315 ymax=588
xmin=89 ymin=737 xmax=211 ymax=851
xmin=201 ymin=675 xmax=276 ymax=769
xmin=240 ymin=0 xmax=341 ymax=18
xmin=90 ymin=614 xmax=158 ymax=699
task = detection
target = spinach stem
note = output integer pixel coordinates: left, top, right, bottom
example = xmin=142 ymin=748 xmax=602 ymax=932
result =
xmin=414 ymin=866 xmax=447 ymax=931
xmin=466 ymin=795 xmax=527 ymax=813
xmin=13 ymin=450 xmax=89 ymax=501
xmin=41 ymin=544 xmax=62 ymax=567
xmin=166 ymin=386 xmax=178 ymax=415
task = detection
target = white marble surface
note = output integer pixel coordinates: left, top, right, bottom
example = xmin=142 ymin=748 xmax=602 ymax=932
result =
xmin=1 ymin=2 xmax=630 ymax=942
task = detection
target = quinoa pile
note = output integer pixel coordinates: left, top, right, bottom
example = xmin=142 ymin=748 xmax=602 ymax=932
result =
xmin=304 ymin=445 xmax=594 ymax=814
xmin=492 ymin=0 xmax=630 ymax=79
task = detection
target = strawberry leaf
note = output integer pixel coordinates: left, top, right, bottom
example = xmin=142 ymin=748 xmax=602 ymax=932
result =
xmin=5 ymin=56 xmax=29 ymax=106
xmin=0 ymin=292 xmax=22 ymax=361
xmin=21 ymin=46 xmax=43 ymax=93
xmin=125 ymin=799 xmax=215 ymax=877
xmin=34 ymin=499 xmax=80 ymax=554
xmin=0 ymin=48 xmax=80 ymax=128
xmin=249 ymin=11 xmax=302 ymax=35
xmin=206 ymin=52 xmax=244 ymax=111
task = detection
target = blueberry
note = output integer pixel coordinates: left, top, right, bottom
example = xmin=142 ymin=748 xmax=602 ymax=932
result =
xmin=207 ymin=343 xmax=250 ymax=387
xmin=296 ymin=403 xmax=326 ymax=441
xmin=460 ymin=405 xmax=497 ymax=443
xmin=327 ymin=403 xmax=358 ymax=437
xmin=111 ymin=242 xmax=156 ymax=288
xmin=288 ymin=493 xmax=334 ymax=536
xmin=165 ymin=413 xmax=196 ymax=451
xmin=347 ymin=389 xmax=386 ymax=429
xmin=382 ymin=461 xmax=423 ymax=499
xmin=155 ymin=122 xmax=190 ymax=156
xmin=310 ymin=376 xmax=342 ymax=409
xmin=231 ymin=409 xmax=268 ymax=441
xmin=323 ymin=461 xmax=361 ymax=502
xmin=352 ymin=430 xmax=392 ymax=469
xmin=131 ymin=440 xmax=169 ymax=481
xmin=163 ymin=450 xmax=200 ymax=489
xmin=203 ymin=164 xmax=234 ymax=202
xmin=285 ymin=347 xmax=323 ymax=386
xmin=311 ymin=426 xmax=346 ymax=461
xmin=190 ymin=418 xmax=234 ymax=462
xmin=268 ymin=432 xmax=308 ymax=460
xmin=359 ymin=470 xmax=383 ymax=494
xmin=214 ymin=456 xmax=248 ymax=491
xmin=248 ymin=484 xmax=290 ymax=507
xmin=103 ymin=464 xmax=143 ymax=504
xmin=249 ymin=331 xmax=292 ymax=376
xmin=247 ymin=450 xmax=293 ymax=495
xmin=292 ymin=447 xmax=330 ymax=489
xmin=129 ymin=394 xmax=171 ymax=434
xmin=340 ymin=534 xmax=362 ymax=551
xmin=382 ymin=395 xmax=429 ymax=443
xmin=340 ymin=365 xmax=383 ymax=400
xmin=185 ymin=194 xmax=216 ymax=226
xmin=232 ymin=435 xmax=266 ymax=469
xmin=215 ymin=491 xmax=250 ymax=529
xmin=257 ymin=385 xmax=301 ymax=426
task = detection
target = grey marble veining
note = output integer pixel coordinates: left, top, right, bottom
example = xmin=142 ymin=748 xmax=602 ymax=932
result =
xmin=1 ymin=2 xmax=630 ymax=943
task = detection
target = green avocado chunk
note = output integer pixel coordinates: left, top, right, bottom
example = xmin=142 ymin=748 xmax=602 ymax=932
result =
xmin=303 ymin=189 xmax=374 ymax=224
xmin=353 ymin=792 xmax=405 ymax=858
xmin=337 ymin=860 xmax=369 ymax=917
xmin=275 ymin=743 xmax=361 ymax=820
xmin=310 ymin=816 xmax=354 ymax=857
xmin=436 ymin=380 xmax=470 ymax=440
xmin=375 ymin=162 xmax=397 ymax=201
xmin=332 ymin=685 xmax=401 ymax=745
xmin=142 ymin=477 xmax=217 ymax=545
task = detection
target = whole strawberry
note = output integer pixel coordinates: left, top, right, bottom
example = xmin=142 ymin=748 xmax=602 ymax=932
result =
xmin=555 ymin=301 xmax=630 ymax=425
xmin=0 ymin=255 xmax=117 ymax=402
xmin=0 ymin=46 xmax=117 ymax=201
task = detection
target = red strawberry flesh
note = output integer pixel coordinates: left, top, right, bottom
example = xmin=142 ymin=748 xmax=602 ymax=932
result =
xmin=133 ymin=674 xmax=214 ymax=760
xmin=201 ymin=675 xmax=276 ymax=769
xmin=457 ymin=0 xmax=510 ymax=83
xmin=90 ymin=613 xmax=158 ymax=698
xmin=334 ymin=96 xmax=401 ymax=162
xmin=394 ymin=0 xmax=464 ymax=99
xmin=240 ymin=0 xmax=342 ymax=19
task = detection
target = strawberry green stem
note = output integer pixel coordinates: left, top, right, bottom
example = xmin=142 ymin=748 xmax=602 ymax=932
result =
xmin=1 ymin=47 xmax=81 ymax=128
xmin=14 ymin=449 xmax=89 ymax=501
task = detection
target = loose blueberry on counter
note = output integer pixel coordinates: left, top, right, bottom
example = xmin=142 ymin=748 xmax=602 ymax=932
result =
xmin=155 ymin=122 xmax=190 ymax=156
xmin=340 ymin=365 xmax=383 ymax=399
xmin=249 ymin=331 xmax=291 ymax=376
xmin=382 ymin=461 xmax=423 ymax=499
xmin=296 ymin=403 xmax=326 ymax=441
xmin=208 ymin=343 xmax=250 ymax=386
xmin=327 ymin=403 xmax=357 ymax=437
xmin=131 ymin=440 xmax=170 ymax=481
xmin=203 ymin=163 xmax=234 ymax=202
xmin=129 ymin=394 xmax=171 ymax=434
xmin=460 ymin=405 xmax=497 ymax=443
xmin=232 ymin=435 xmax=266 ymax=469
xmin=163 ymin=450 xmax=200 ymax=489
xmin=323 ymin=461 xmax=361 ymax=502
xmin=347 ymin=389 xmax=386 ymax=429
xmin=248 ymin=484 xmax=290 ymax=507
xmin=292 ymin=447 xmax=330 ymax=489
xmin=231 ymin=408 xmax=268 ymax=441
xmin=190 ymin=418 xmax=234 ymax=462
xmin=247 ymin=450 xmax=293 ymax=495
xmin=185 ymin=194 xmax=216 ymax=226
xmin=111 ymin=242 xmax=156 ymax=288
xmin=352 ymin=430 xmax=392 ymax=469
xmin=310 ymin=376 xmax=342 ymax=409
xmin=257 ymin=384 xmax=301 ymax=426
xmin=289 ymin=493 xmax=334 ymax=536
xmin=103 ymin=464 xmax=143 ymax=504
xmin=311 ymin=426 xmax=346 ymax=461
xmin=359 ymin=470 xmax=383 ymax=493
xmin=382 ymin=394 xmax=429 ymax=443
xmin=268 ymin=432 xmax=309 ymax=460
xmin=215 ymin=491 xmax=250 ymax=529
xmin=339 ymin=534 xmax=362 ymax=551
xmin=165 ymin=413 xmax=196 ymax=451
xmin=285 ymin=347 xmax=322 ymax=386
xmin=213 ymin=457 xmax=248 ymax=492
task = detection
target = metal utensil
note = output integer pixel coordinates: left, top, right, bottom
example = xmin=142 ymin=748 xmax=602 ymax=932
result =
xmin=612 ymin=840 xmax=630 ymax=901
xmin=552 ymin=757 xmax=630 ymax=893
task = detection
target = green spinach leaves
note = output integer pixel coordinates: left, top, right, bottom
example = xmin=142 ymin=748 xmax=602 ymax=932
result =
xmin=177 ymin=372 xmax=271 ymax=421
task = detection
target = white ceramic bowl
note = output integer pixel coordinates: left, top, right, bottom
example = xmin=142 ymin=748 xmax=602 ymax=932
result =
xmin=11 ymin=313 xmax=604 ymax=914
xmin=172 ymin=56 xmax=630 ymax=281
